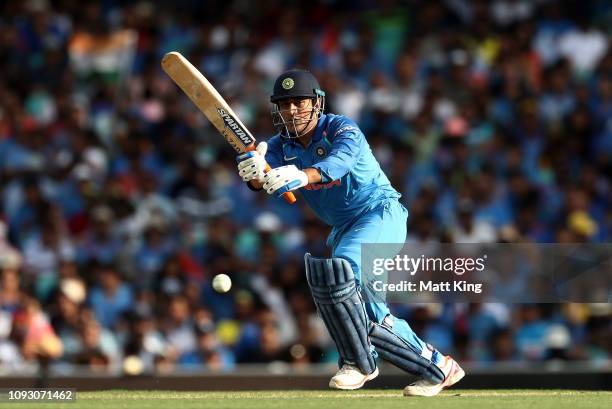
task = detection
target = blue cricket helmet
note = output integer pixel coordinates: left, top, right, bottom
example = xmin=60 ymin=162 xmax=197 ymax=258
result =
xmin=270 ymin=69 xmax=326 ymax=103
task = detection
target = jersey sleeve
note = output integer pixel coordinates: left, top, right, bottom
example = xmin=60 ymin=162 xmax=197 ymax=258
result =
xmin=264 ymin=135 xmax=284 ymax=169
xmin=310 ymin=118 xmax=363 ymax=183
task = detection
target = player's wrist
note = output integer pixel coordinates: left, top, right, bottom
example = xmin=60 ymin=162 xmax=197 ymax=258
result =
xmin=303 ymin=168 xmax=322 ymax=184
xmin=247 ymin=180 xmax=264 ymax=191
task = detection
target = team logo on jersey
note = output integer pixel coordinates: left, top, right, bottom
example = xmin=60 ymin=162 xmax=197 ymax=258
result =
xmin=316 ymin=146 xmax=326 ymax=157
xmin=282 ymin=78 xmax=295 ymax=90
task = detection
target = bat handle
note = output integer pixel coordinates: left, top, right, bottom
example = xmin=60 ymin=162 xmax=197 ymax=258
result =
xmin=245 ymin=144 xmax=296 ymax=204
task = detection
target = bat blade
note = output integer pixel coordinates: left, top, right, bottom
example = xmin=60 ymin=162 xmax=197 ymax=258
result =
xmin=161 ymin=51 xmax=255 ymax=153
xmin=161 ymin=51 xmax=296 ymax=204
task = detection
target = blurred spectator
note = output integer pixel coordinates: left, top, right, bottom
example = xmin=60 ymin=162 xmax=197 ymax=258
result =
xmin=558 ymin=17 xmax=608 ymax=76
xmin=0 ymin=258 xmax=24 ymax=370
xmin=178 ymin=308 xmax=235 ymax=371
xmin=76 ymin=205 xmax=123 ymax=265
xmin=162 ymin=295 xmax=196 ymax=358
xmin=0 ymin=251 xmax=22 ymax=314
xmin=490 ymin=328 xmax=517 ymax=362
xmin=22 ymin=205 xmax=75 ymax=301
xmin=88 ymin=265 xmax=133 ymax=329
xmin=514 ymin=305 xmax=551 ymax=361
xmin=451 ymin=199 xmax=497 ymax=243
xmin=133 ymin=217 xmax=176 ymax=289
xmin=74 ymin=313 xmax=121 ymax=372
xmin=0 ymin=0 xmax=609 ymax=373
xmin=123 ymin=311 xmax=166 ymax=373
xmin=11 ymin=296 xmax=63 ymax=362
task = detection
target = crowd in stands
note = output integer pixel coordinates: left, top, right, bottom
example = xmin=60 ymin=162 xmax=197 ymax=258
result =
xmin=0 ymin=0 xmax=610 ymax=373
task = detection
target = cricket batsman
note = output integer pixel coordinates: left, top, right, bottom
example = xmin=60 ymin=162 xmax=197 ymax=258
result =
xmin=236 ymin=69 xmax=464 ymax=396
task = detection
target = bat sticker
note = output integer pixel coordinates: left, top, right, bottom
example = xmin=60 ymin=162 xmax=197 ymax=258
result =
xmin=216 ymin=107 xmax=253 ymax=147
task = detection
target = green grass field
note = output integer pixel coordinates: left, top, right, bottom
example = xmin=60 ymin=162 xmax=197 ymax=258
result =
xmin=1 ymin=390 xmax=610 ymax=409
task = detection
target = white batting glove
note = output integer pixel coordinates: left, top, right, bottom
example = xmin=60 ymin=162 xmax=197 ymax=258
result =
xmin=262 ymin=165 xmax=309 ymax=197
xmin=236 ymin=142 xmax=268 ymax=183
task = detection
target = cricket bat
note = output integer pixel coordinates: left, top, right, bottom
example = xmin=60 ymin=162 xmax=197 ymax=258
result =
xmin=161 ymin=51 xmax=296 ymax=204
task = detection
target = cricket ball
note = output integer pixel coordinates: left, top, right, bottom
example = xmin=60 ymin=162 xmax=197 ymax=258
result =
xmin=212 ymin=274 xmax=232 ymax=293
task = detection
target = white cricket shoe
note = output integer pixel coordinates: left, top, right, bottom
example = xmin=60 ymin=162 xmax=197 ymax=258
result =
xmin=403 ymin=356 xmax=465 ymax=397
xmin=328 ymin=364 xmax=379 ymax=390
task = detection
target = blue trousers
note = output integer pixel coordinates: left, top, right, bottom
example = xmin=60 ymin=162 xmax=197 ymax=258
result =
xmin=328 ymin=199 xmax=443 ymax=366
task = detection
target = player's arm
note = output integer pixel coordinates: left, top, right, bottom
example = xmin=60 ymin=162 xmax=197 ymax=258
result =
xmin=309 ymin=123 xmax=362 ymax=183
xmin=237 ymin=137 xmax=321 ymax=196
xmin=244 ymin=121 xmax=363 ymax=197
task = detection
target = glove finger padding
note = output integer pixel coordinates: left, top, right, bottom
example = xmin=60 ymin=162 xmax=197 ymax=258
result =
xmin=262 ymin=165 xmax=308 ymax=195
xmin=238 ymin=161 xmax=262 ymax=181
xmin=265 ymin=176 xmax=292 ymax=194
xmin=236 ymin=142 xmax=267 ymax=183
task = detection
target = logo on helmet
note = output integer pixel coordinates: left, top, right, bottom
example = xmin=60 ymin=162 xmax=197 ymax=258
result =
xmin=282 ymin=78 xmax=295 ymax=90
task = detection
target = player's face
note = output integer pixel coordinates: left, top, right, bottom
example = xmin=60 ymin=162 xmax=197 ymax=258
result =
xmin=276 ymin=97 xmax=319 ymax=136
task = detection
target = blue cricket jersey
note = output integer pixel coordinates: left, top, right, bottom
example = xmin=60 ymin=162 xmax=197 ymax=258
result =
xmin=265 ymin=113 xmax=401 ymax=228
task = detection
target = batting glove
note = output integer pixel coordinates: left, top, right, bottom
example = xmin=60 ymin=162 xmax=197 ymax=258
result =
xmin=262 ymin=165 xmax=308 ymax=197
xmin=236 ymin=142 xmax=268 ymax=183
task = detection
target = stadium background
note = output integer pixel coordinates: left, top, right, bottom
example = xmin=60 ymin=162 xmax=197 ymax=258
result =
xmin=0 ymin=0 xmax=610 ymax=386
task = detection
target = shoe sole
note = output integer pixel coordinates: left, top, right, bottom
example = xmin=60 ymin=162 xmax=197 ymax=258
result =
xmin=329 ymin=367 xmax=379 ymax=390
xmin=403 ymin=358 xmax=465 ymax=397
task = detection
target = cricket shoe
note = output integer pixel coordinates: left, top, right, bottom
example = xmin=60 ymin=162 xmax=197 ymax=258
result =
xmin=328 ymin=364 xmax=379 ymax=390
xmin=403 ymin=356 xmax=465 ymax=397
